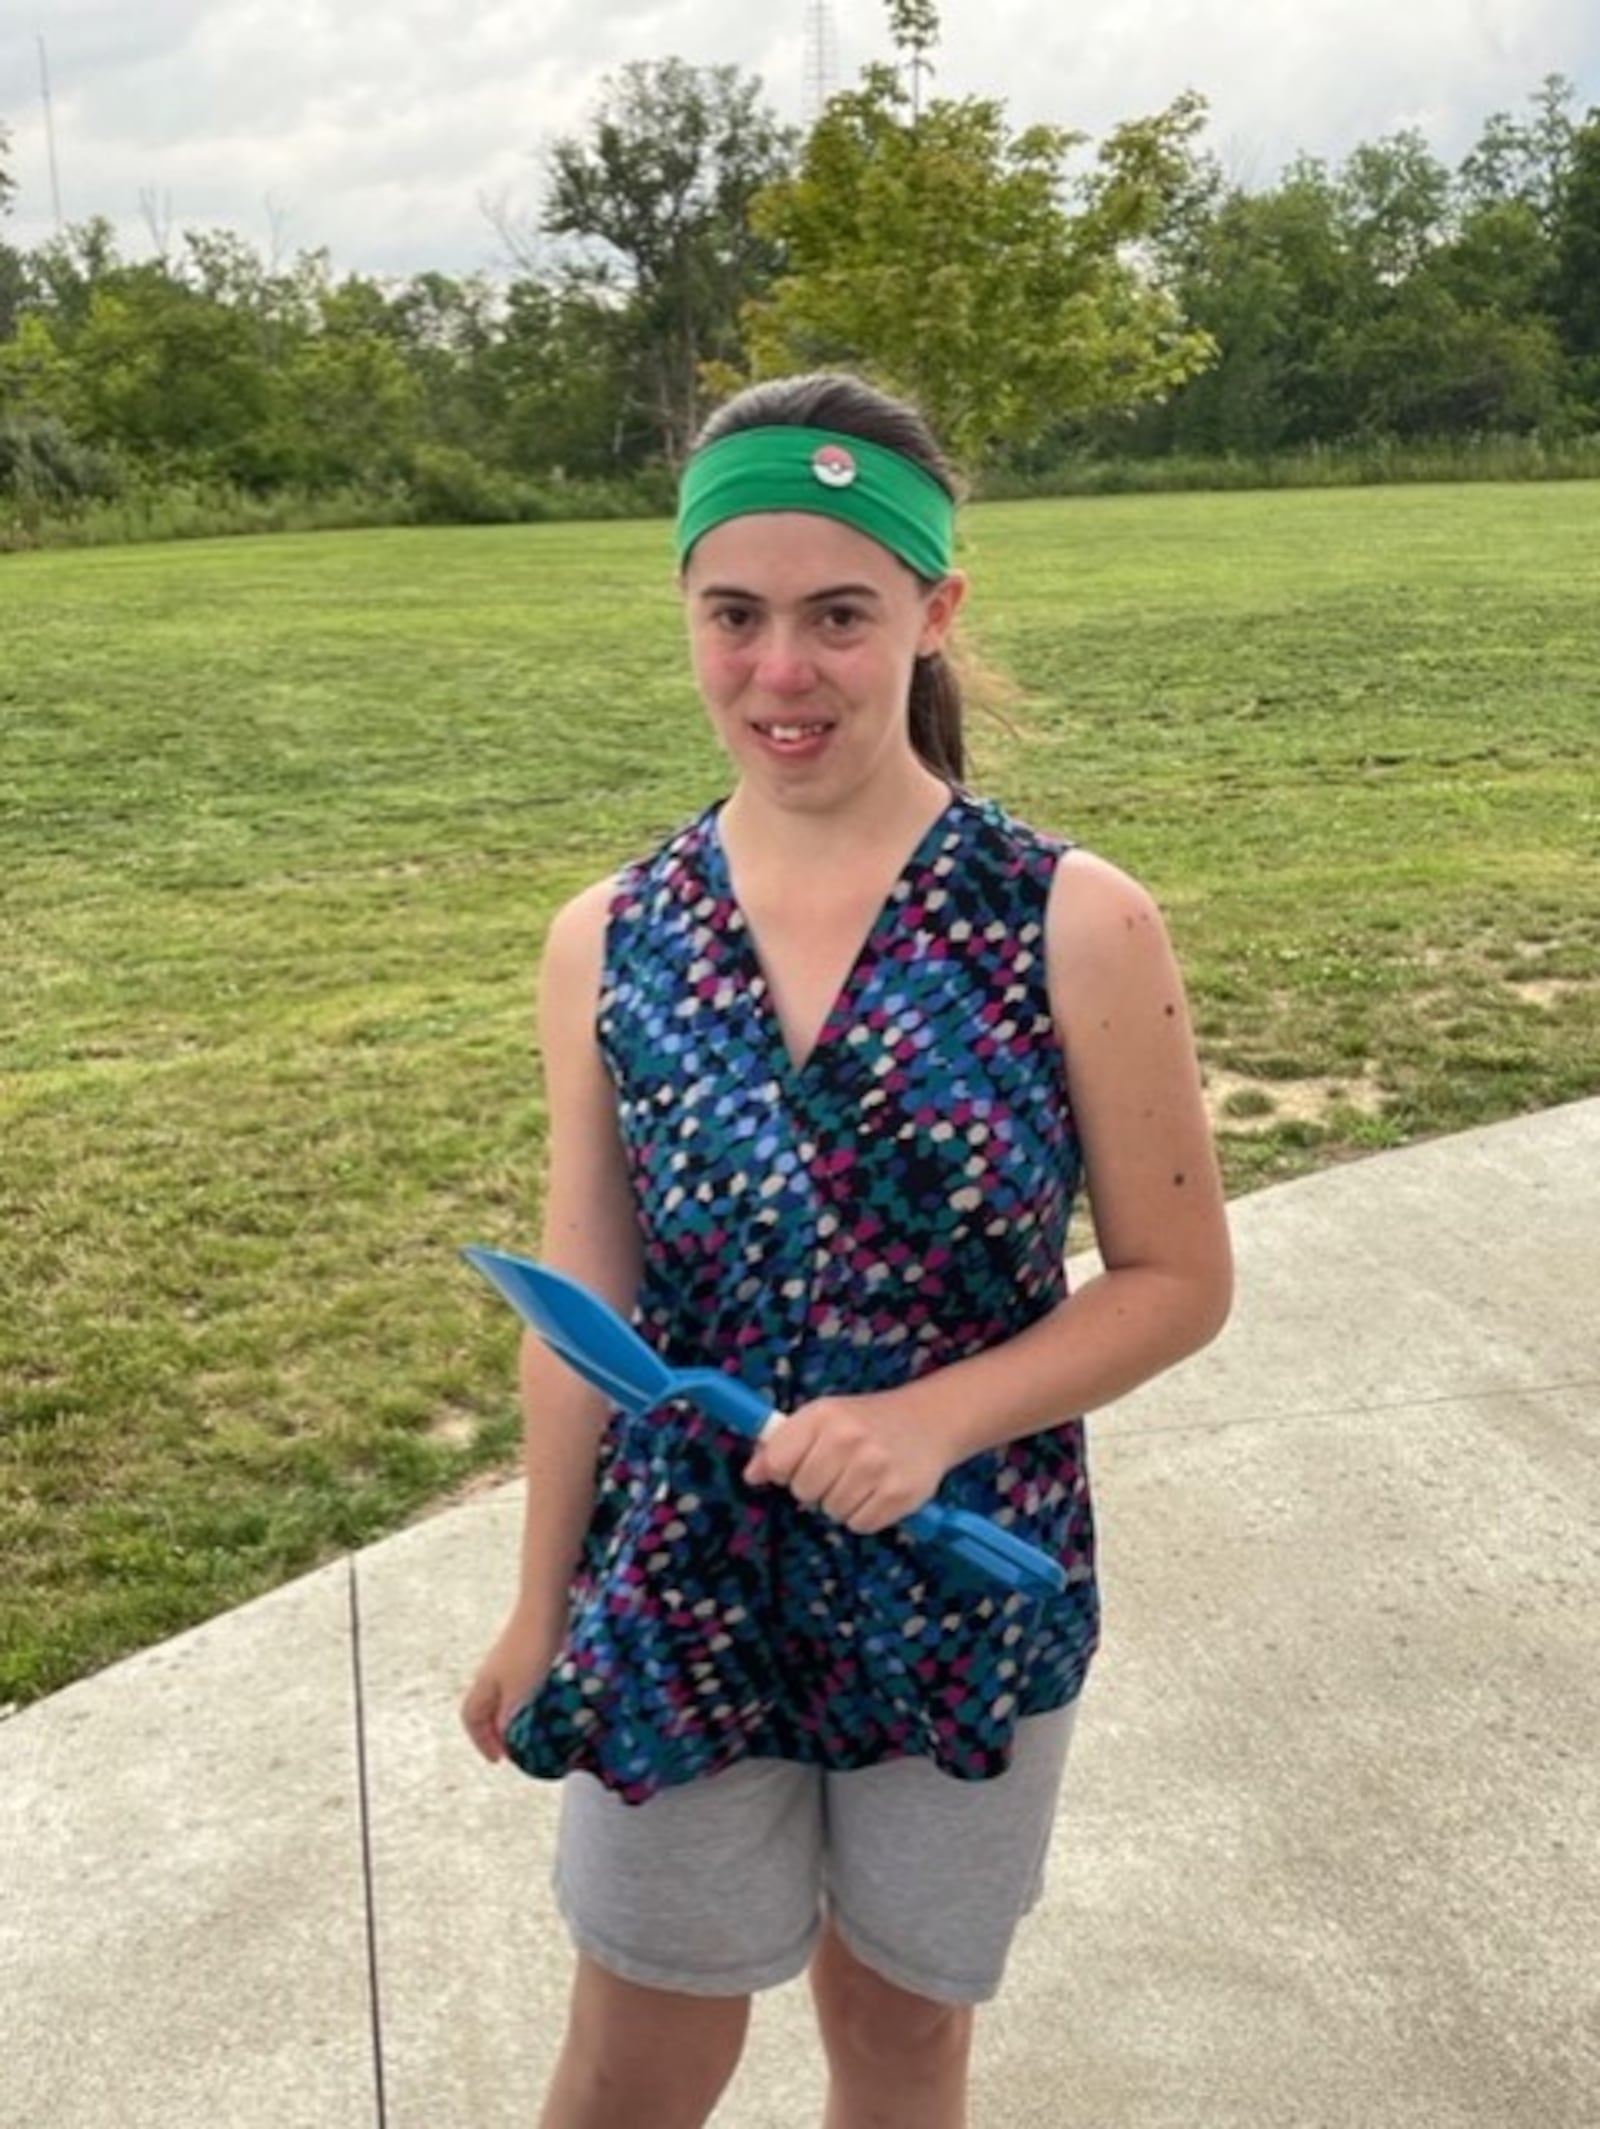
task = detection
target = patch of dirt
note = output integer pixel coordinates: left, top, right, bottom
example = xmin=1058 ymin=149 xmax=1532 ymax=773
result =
xmin=426 ymin=1405 xmax=482 ymax=1449
xmin=1204 ymin=1065 xmax=1385 ymax=1135
xmin=1507 ymin=976 xmax=1594 ymax=1010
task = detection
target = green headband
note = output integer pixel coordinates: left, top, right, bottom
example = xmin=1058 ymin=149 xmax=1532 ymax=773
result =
xmin=676 ymin=425 xmax=956 ymax=580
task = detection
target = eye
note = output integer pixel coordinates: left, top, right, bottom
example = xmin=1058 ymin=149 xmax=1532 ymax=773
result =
xmin=818 ymin=603 xmax=868 ymax=637
xmin=707 ymin=601 xmax=756 ymax=634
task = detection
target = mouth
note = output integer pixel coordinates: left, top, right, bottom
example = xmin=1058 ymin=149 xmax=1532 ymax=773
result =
xmin=752 ymin=719 xmax=833 ymax=751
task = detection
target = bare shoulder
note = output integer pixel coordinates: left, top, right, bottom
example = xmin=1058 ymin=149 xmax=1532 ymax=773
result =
xmin=542 ymin=876 xmax=620 ymax=975
xmin=1041 ymin=843 xmax=1211 ymax=1180
xmin=1045 ymin=847 xmax=1179 ymax=1001
xmin=537 ymin=875 xmax=624 ymax=1061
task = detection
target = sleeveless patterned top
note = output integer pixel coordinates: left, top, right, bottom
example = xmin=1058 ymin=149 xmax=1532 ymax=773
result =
xmin=506 ymin=788 xmax=1099 ymax=1804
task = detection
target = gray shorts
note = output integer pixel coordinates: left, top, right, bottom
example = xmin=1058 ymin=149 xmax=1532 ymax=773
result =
xmin=552 ymin=1702 xmax=1078 ymax=2007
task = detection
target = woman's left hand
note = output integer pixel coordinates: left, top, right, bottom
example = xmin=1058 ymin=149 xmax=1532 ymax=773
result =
xmin=743 ymin=1391 xmax=951 ymax=1534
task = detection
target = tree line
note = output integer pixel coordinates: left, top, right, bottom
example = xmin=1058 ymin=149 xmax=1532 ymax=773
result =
xmin=1 ymin=4 xmax=1597 ymax=537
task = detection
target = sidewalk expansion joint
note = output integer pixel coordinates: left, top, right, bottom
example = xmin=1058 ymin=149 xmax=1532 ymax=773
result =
xmin=348 ymin=1556 xmax=390 ymax=2129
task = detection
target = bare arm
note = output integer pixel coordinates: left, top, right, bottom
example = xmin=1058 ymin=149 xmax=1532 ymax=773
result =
xmin=749 ymin=850 xmax=1232 ymax=1529
xmin=916 ymin=849 xmax=1231 ymax=1447
xmin=460 ymin=879 xmax=640 ymax=1760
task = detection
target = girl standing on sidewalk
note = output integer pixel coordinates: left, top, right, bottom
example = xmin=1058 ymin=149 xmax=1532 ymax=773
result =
xmin=463 ymin=371 xmax=1232 ymax=2128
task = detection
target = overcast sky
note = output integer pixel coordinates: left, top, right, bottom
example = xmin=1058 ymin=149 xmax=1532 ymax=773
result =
xmin=4 ymin=0 xmax=1598 ymax=279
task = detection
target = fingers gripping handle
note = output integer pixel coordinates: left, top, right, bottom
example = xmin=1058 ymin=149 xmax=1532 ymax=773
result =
xmin=689 ymin=1373 xmax=1065 ymax=1595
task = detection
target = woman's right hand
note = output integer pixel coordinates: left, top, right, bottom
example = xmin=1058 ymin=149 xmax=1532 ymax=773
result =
xmin=460 ymin=1612 xmax=560 ymax=1764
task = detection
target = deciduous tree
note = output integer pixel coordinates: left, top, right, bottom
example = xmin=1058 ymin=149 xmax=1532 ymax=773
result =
xmin=1547 ymin=108 xmax=1600 ymax=411
xmin=486 ymin=276 xmax=631 ymax=476
xmin=1457 ymin=74 xmax=1579 ymax=229
xmin=276 ymin=276 xmax=422 ymax=486
xmin=0 ymin=119 xmax=22 ymax=342
xmin=542 ymin=59 xmax=795 ymax=462
xmin=1338 ymin=129 xmax=1451 ymax=283
xmin=885 ymin=0 xmax=940 ymax=117
xmin=742 ymin=48 xmax=1214 ymax=468
xmin=67 ymin=267 xmax=277 ymax=475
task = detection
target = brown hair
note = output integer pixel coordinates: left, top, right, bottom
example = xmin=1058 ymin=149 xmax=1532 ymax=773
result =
xmin=690 ymin=374 xmax=968 ymax=784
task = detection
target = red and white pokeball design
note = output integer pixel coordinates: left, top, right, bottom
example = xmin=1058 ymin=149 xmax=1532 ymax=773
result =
xmin=811 ymin=443 xmax=858 ymax=489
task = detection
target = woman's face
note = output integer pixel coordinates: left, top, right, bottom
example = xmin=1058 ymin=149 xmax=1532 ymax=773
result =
xmin=682 ymin=510 xmax=964 ymax=811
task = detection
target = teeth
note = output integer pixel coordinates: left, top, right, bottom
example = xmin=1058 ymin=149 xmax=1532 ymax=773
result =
xmin=765 ymin=723 xmax=825 ymax=741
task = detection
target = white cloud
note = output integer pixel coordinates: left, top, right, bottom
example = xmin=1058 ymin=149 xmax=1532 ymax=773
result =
xmin=3 ymin=0 xmax=1596 ymax=276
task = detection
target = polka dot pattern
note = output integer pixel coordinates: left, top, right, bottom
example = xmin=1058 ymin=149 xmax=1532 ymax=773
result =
xmin=505 ymin=791 xmax=1099 ymax=1803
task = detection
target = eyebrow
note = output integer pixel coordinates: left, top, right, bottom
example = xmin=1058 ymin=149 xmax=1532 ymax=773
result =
xmin=695 ymin=582 xmax=884 ymax=605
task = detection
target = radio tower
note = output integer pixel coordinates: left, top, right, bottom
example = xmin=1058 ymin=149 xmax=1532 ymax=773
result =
xmin=37 ymin=35 xmax=65 ymax=228
xmin=803 ymin=0 xmax=839 ymax=125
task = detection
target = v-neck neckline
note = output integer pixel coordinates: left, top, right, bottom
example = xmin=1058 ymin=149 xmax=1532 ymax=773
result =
xmin=707 ymin=791 xmax=962 ymax=1078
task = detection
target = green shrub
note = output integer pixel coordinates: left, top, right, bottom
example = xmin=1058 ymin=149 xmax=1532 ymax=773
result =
xmin=406 ymin=444 xmax=527 ymax=525
xmin=978 ymin=431 xmax=1600 ymax=500
xmin=0 ymin=413 xmax=122 ymax=508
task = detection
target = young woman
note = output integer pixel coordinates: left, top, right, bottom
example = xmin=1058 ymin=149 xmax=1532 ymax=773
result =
xmin=462 ymin=373 xmax=1233 ymax=2129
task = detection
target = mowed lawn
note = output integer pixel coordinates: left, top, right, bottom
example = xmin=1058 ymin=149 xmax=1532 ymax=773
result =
xmin=3 ymin=483 xmax=1597 ymax=1701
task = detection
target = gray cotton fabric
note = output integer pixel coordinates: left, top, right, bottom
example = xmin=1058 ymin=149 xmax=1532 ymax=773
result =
xmin=552 ymin=1701 xmax=1079 ymax=2006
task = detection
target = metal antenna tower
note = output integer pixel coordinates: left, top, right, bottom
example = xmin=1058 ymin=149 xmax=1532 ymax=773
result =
xmin=37 ymin=34 xmax=65 ymax=228
xmin=803 ymin=0 xmax=840 ymax=125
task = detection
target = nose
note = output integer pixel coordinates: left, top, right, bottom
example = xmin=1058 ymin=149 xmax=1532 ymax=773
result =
xmin=753 ymin=625 xmax=815 ymax=696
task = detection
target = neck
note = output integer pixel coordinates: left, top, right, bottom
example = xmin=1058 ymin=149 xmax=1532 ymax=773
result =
xmin=718 ymin=758 xmax=952 ymax=880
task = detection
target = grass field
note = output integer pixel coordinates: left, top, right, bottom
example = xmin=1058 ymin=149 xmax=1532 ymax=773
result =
xmin=3 ymin=483 xmax=1598 ymax=1703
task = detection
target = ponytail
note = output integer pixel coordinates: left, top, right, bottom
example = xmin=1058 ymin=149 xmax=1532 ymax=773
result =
xmin=909 ymin=651 xmax=965 ymax=784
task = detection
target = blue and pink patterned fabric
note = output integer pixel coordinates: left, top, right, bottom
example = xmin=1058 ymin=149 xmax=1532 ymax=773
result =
xmin=506 ymin=790 xmax=1099 ymax=1803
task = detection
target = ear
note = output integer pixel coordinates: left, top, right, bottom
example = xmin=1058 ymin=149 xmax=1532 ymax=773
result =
xmin=917 ymin=571 xmax=968 ymax=657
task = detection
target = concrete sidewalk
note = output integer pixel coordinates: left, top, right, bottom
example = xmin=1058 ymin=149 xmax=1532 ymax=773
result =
xmin=4 ymin=1099 xmax=1598 ymax=2129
